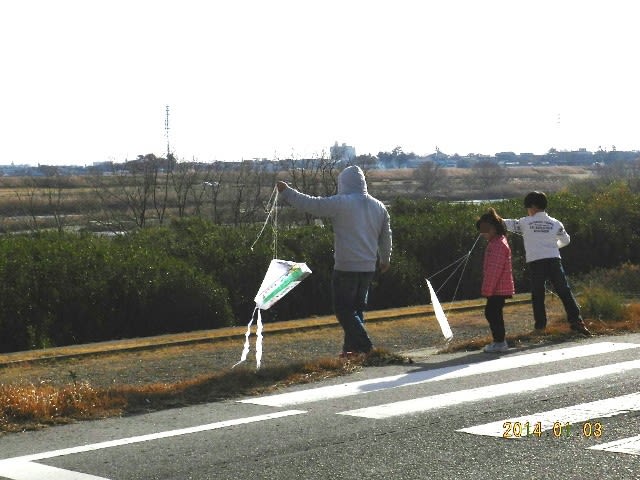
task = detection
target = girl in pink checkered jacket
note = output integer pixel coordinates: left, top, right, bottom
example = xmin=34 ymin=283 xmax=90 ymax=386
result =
xmin=476 ymin=208 xmax=515 ymax=353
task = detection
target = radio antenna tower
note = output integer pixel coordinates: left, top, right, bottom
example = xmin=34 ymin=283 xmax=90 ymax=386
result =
xmin=164 ymin=105 xmax=171 ymax=159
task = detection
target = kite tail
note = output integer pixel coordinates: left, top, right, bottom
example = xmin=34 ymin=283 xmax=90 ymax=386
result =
xmin=426 ymin=279 xmax=454 ymax=341
xmin=256 ymin=309 xmax=263 ymax=369
xmin=233 ymin=306 xmax=259 ymax=368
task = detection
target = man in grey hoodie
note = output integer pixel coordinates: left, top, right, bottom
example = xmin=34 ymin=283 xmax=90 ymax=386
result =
xmin=277 ymin=165 xmax=392 ymax=355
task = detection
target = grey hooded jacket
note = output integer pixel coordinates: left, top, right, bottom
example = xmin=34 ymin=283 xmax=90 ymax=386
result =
xmin=279 ymin=166 xmax=392 ymax=272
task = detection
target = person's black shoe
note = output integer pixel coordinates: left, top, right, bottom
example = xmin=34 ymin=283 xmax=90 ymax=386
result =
xmin=570 ymin=321 xmax=592 ymax=337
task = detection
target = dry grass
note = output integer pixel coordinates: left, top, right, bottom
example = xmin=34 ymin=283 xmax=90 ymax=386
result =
xmin=0 ymin=349 xmax=402 ymax=433
xmin=365 ymin=166 xmax=594 ymax=201
xmin=0 ymin=381 xmax=125 ymax=432
xmin=365 ymin=166 xmax=592 ymax=182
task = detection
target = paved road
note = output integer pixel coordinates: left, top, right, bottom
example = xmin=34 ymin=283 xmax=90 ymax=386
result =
xmin=1 ymin=333 xmax=639 ymax=480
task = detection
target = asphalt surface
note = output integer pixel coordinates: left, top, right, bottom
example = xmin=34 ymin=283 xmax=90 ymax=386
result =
xmin=1 ymin=332 xmax=639 ymax=480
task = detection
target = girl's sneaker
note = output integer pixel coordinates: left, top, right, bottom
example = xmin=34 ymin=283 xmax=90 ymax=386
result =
xmin=483 ymin=341 xmax=509 ymax=353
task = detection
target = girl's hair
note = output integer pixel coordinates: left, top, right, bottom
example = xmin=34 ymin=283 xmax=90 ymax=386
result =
xmin=476 ymin=207 xmax=507 ymax=235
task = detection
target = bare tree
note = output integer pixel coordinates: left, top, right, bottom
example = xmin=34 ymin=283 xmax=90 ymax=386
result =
xmin=43 ymin=177 xmax=66 ymax=233
xmin=198 ymin=162 xmax=227 ymax=223
xmin=13 ymin=173 xmax=69 ymax=233
xmin=471 ymin=160 xmax=506 ymax=198
xmin=242 ymin=161 xmax=269 ymax=224
xmin=15 ymin=178 xmax=43 ymax=232
xmin=319 ymin=156 xmax=340 ymax=196
xmin=286 ymin=154 xmax=340 ymax=224
xmin=413 ymin=160 xmax=447 ymax=196
xmin=230 ymin=161 xmax=252 ymax=226
xmin=629 ymin=158 xmax=640 ymax=178
xmin=152 ymin=154 xmax=175 ymax=225
xmin=171 ymin=159 xmax=203 ymax=218
xmin=93 ymin=154 xmax=159 ymax=229
xmin=352 ymin=154 xmax=377 ymax=177
xmin=595 ymin=159 xmax=637 ymax=182
xmin=228 ymin=161 xmax=277 ymax=226
xmin=288 ymin=157 xmax=322 ymax=195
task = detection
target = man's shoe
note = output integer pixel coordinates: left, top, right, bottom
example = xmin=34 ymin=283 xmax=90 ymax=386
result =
xmin=483 ymin=341 xmax=509 ymax=353
xmin=570 ymin=321 xmax=592 ymax=337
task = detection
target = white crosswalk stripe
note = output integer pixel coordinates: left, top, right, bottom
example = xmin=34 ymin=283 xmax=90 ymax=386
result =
xmin=457 ymin=392 xmax=640 ymax=438
xmin=0 ymin=461 xmax=110 ymax=480
xmin=589 ymin=435 xmax=640 ymax=455
xmin=241 ymin=341 xmax=640 ymax=457
xmin=0 ymin=410 xmax=307 ymax=480
xmin=337 ymin=359 xmax=640 ymax=419
xmin=240 ymin=342 xmax=640 ymax=407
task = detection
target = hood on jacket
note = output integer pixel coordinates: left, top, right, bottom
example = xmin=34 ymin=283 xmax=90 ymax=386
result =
xmin=337 ymin=165 xmax=368 ymax=195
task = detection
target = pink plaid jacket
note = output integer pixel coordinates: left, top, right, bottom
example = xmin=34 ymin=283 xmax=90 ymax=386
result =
xmin=482 ymin=235 xmax=515 ymax=297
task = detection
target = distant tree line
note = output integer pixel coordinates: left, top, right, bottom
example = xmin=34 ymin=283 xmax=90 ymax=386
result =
xmin=3 ymin=144 xmax=639 ymax=179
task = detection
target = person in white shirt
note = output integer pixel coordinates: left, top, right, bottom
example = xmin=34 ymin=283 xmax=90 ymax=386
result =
xmin=503 ymin=191 xmax=591 ymax=336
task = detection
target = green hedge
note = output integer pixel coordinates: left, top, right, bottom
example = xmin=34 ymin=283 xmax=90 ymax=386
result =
xmin=0 ymin=231 xmax=232 ymax=352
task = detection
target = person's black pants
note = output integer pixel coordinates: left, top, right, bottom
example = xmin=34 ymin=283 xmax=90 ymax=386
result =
xmin=332 ymin=270 xmax=375 ymax=353
xmin=485 ymin=296 xmax=507 ymax=342
xmin=529 ymin=258 xmax=582 ymax=329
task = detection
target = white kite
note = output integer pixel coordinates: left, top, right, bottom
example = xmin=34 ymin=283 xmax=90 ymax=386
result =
xmin=235 ymin=186 xmax=312 ymax=369
xmin=234 ymin=259 xmax=312 ymax=369
xmin=426 ymin=279 xmax=453 ymax=341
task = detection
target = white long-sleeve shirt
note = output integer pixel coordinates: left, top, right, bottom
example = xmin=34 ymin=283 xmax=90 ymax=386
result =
xmin=503 ymin=211 xmax=570 ymax=263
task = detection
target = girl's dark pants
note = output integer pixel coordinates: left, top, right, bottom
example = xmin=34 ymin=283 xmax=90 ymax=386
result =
xmin=485 ymin=296 xmax=507 ymax=342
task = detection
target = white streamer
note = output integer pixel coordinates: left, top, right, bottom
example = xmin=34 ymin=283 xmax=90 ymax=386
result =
xmin=426 ymin=279 xmax=454 ymax=341
xmin=256 ymin=309 xmax=263 ymax=368
xmin=233 ymin=307 xmax=258 ymax=368
xmin=424 ymin=234 xmax=482 ymax=341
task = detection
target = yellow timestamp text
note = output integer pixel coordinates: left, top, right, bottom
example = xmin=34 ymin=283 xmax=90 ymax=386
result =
xmin=502 ymin=421 xmax=604 ymax=438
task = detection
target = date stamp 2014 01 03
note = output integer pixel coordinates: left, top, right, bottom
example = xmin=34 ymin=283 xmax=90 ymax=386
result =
xmin=502 ymin=421 xmax=604 ymax=439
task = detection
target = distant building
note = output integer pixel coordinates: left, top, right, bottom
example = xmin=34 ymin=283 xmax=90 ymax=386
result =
xmin=330 ymin=141 xmax=356 ymax=162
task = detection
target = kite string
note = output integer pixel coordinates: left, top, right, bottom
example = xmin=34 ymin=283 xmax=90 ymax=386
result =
xmin=427 ymin=254 xmax=468 ymax=282
xmin=432 ymin=258 xmax=468 ymax=296
xmin=250 ymin=185 xmax=279 ymax=258
xmin=427 ymin=234 xmax=482 ymax=307
xmin=427 ymin=235 xmax=481 ymax=287
xmin=272 ymin=186 xmax=278 ymax=259
xmin=241 ymin=186 xmax=277 ymax=369
xmin=445 ymin=234 xmax=481 ymax=312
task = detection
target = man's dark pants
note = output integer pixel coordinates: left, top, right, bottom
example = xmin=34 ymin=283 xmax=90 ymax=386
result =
xmin=332 ymin=270 xmax=375 ymax=353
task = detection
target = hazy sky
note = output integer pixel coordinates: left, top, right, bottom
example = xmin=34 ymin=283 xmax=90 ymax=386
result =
xmin=1 ymin=0 xmax=638 ymax=165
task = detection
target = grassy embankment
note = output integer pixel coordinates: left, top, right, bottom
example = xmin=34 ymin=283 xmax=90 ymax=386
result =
xmin=2 ymin=294 xmax=639 ymax=434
